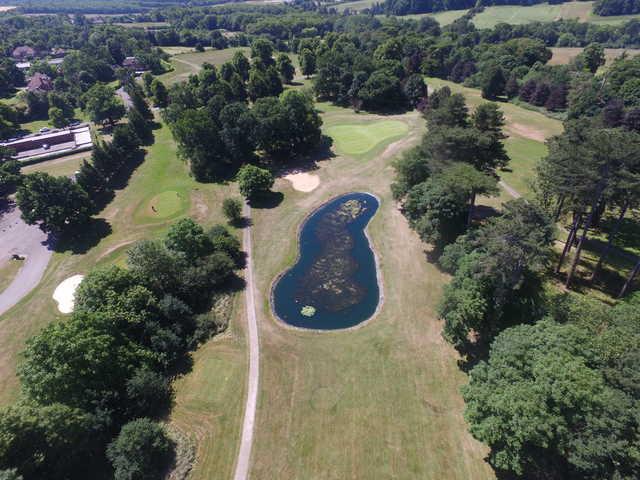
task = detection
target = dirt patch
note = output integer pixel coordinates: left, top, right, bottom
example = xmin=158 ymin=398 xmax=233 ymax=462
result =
xmin=507 ymin=122 xmax=546 ymax=142
xmin=52 ymin=275 xmax=84 ymax=314
xmin=284 ymin=172 xmax=320 ymax=192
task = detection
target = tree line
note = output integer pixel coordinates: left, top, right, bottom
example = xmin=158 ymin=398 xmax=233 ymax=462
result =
xmin=0 ymin=217 xmax=243 ymax=479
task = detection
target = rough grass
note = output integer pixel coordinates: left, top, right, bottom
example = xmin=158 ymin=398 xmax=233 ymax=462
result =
xmin=0 ymin=118 xmax=246 ymax=478
xmin=158 ymin=47 xmax=251 ymax=85
xmin=472 ymin=1 xmax=640 ymax=29
xmin=333 ymin=0 xmax=377 ymax=12
xmin=0 ymin=260 xmax=22 ymax=294
xmin=325 ymin=119 xmax=409 ymax=157
xmin=401 ymin=9 xmax=469 ymax=24
xmin=246 ymin=104 xmax=495 ymax=479
xmin=549 ymin=47 xmax=640 ymax=66
xmin=21 ymin=152 xmax=90 ymax=177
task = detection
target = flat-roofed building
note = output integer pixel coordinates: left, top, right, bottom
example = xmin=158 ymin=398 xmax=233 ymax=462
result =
xmin=1 ymin=124 xmax=93 ymax=162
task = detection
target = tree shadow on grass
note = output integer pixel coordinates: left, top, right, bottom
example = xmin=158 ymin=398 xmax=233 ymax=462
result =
xmin=54 ymin=217 xmax=112 ymax=254
xmin=249 ymin=191 xmax=284 ymax=209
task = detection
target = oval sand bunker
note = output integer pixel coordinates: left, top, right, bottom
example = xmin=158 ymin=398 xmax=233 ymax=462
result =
xmin=284 ymin=172 xmax=320 ymax=192
xmin=53 ymin=275 xmax=84 ymax=314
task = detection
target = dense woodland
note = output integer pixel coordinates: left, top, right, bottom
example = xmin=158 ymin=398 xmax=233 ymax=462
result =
xmin=594 ymin=0 xmax=640 ymax=15
xmin=1 ymin=2 xmax=640 ymax=479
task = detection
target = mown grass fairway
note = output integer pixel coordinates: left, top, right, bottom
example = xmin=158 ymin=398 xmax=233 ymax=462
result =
xmin=403 ymin=9 xmax=469 ymax=24
xmin=246 ymin=105 xmax=494 ymax=479
xmin=0 ymin=120 xmax=247 ymax=479
xmin=325 ymin=119 xmax=409 ymax=157
xmin=158 ymin=47 xmax=251 ymax=85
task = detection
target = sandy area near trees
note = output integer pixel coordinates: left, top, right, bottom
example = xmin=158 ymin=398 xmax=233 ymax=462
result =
xmin=52 ymin=275 xmax=84 ymax=314
xmin=283 ymin=172 xmax=320 ymax=192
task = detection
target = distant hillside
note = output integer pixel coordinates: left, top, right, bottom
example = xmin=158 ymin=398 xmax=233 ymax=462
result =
xmin=0 ymin=0 xmax=239 ymax=14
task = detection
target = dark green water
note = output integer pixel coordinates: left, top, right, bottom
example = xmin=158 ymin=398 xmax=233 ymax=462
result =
xmin=272 ymin=192 xmax=380 ymax=330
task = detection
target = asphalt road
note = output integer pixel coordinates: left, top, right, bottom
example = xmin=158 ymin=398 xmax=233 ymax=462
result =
xmin=0 ymin=201 xmax=53 ymax=317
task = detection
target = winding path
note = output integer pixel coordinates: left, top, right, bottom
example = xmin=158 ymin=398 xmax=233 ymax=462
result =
xmin=233 ymin=203 xmax=260 ymax=480
xmin=0 ymin=202 xmax=53 ymax=317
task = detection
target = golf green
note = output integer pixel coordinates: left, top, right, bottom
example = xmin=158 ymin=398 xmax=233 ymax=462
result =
xmin=142 ymin=190 xmax=185 ymax=220
xmin=325 ymin=120 xmax=409 ymax=157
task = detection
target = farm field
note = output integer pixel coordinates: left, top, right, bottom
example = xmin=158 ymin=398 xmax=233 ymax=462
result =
xmin=332 ymin=0 xmax=377 ymax=12
xmin=549 ymin=47 xmax=640 ymax=66
xmin=0 ymin=120 xmax=247 ymax=478
xmin=158 ymin=47 xmax=251 ymax=85
xmin=243 ymin=102 xmax=495 ymax=479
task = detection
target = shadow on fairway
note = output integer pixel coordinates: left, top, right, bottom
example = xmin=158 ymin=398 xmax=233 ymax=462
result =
xmin=249 ymin=191 xmax=284 ymax=209
xmin=54 ymin=218 xmax=112 ymax=254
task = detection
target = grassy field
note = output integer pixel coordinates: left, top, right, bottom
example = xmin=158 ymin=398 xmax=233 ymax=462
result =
xmin=21 ymin=152 xmax=90 ymax=177
xmin=158 ymin=47 xmax=251 ymax=85
xmin=325 ymin=119 xmax=409 ymax=157
xmin=549 ymin=47 xmax=640 ymax=66
xmin=333 ymin=0 xmax=377 ymax=12
xmin=472 ymin=1 xmax=640 ymax=29
xmin=241 ymin=103 xmax=495 ymax=479
xmin=0 ymin=120 xmax=248 ymax=478
xmin=403 ymin=9 xmax=469 ymax=24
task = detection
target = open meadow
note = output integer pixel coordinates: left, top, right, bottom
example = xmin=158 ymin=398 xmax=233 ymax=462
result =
xmin=549 ymin=47 xmax=640 ymax=66
xmin=472 ymin=1 xmax=640 ymax=28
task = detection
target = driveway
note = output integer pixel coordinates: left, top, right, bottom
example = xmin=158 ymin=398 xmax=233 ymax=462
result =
xmin=0 ymin=201 xmax=53 ymax=317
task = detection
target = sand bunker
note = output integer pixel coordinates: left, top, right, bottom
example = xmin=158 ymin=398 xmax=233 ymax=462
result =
xmin=53 ymin=275 xmax=84 ymax=314
xmin=284 ymin=172 xmax=320 ymax=192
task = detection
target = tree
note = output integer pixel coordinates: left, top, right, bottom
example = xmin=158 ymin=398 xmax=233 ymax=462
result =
xmin=47 ymin=107 xmax=67 ymax=128
xmin=0 ymin=160 xmax=20 ymax=198
xmin=463 ymin=318 xmax=640 ymax=479
xmin=299 ymin=48 xmax=316 ymax=78
xmin=250 ymin=38 xmax=274 ymax=66
xmin=150 ymin=79 xmax=168 ymax=108
xmin=218 ymin=102 xmax=257 ymax=162
xmin=222 ymin=197 xmax=243 ymax=224
xmin=439 ymin=199 xmax=554 ymax=348
xmin=127 ymin=107 xmax=151 ymax=144
xmin=231 ymin=51 xmax=250 ymax=81
xmin=579 ymin=43 xmax=606 ymax=73
xmin=236 ymin=164 xmax=274 ymax=199
xmin=276 ymin=54 xmax=295 ymax=84
xmin=424 ymin=90 xmax=468 ymax=129
xmin=106 ymin=418 xmax=173 ymax=480
xmin=480 ymin=63 xmax=506 ymax=100
xmin=16 ymin=173 xmax=91 ymax=233
xmin=164 ymin=218 xmax=213 ymax=260
xmin=358 ymin=70 xmax=406 ymax=111
xmin=403 ymin=74 xmax=427 ymax=108
xmin=18 ymin=311 xmax=154 ymax=413
xmin=82 ymin=83 xmax=125 ymax=126
xmin=0 ymin=403 xmax=96 ymax=480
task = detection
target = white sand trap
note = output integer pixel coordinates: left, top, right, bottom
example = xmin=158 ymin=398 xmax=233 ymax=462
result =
xmin=284 ymin=172 xmax=320 ymax=192
xmin=53 ymin=275 xmax=84 ymax=314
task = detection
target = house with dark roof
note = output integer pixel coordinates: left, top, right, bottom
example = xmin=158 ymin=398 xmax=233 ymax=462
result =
xmin=12 ymin=46 xmax=37 ymax=61
xmin=26 ymin=73 xmax=54 ymax=93
xmin=122 ymin=56 xmax=147 ymax=72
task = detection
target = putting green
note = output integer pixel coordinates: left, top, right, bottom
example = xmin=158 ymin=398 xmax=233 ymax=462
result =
xmin=142 ymin=190 xmax=185 ymax=220
xmin=325 ymin=120 xmax=409 ymax=157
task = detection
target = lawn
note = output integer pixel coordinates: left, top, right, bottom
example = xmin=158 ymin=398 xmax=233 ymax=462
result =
xmin=243 ymin=104 xmax=495 ymax=479
xmin=0 ymin=120 xmax=247 ymax=478
xmin=325 ymin=119 xmax=409 ymax=157
xmin=333 ymin=0 xmax=377 ymax=12
xmin=158 ymin=47 xmax=251 ymax=85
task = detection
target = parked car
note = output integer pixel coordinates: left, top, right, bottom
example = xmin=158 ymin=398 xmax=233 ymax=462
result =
xmin=39 ymin=127 xmax=50 ymax=133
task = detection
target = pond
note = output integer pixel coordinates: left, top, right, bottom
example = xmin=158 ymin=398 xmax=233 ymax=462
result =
xmin=272 ymin=192 xmax=381 ymax=330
